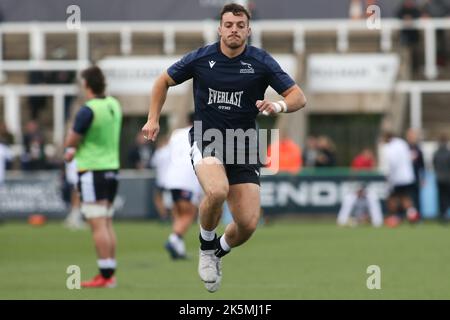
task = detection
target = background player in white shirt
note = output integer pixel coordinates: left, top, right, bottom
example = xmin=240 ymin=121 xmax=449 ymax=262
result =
xmin=380 ymin=131 xmax=419 ymax=223
xmin=0 ymin=141 xmax=12 ymax=185
xmin=150 ymin=135 xmax=172 ymax=222
xmin=164 ymin=114 xmax=203 ymax=259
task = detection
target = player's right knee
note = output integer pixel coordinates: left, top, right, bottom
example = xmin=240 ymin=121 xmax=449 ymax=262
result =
xmin=81 ymin=203 xmax=109 ymax=219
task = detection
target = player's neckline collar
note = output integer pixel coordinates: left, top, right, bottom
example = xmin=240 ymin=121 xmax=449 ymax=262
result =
xmin=216 ymin=42 xmax=247 ymax=60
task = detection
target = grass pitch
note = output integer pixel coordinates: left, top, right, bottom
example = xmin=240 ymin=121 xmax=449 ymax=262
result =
xmin=0 ymin=219 xmax=449 ymax=299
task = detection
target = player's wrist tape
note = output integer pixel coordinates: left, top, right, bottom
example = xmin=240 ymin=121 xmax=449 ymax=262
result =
xmin=65 ymin=147 xmax=76 ymax=153
xmin=272 ymin=100 xmax=288 ymax=113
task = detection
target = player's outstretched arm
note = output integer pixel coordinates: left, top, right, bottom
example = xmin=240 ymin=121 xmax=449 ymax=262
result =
xmin=256 ymin=84 xmax=307 ymax=115
xmin=142 ymin=71 xmax=177 ymax=142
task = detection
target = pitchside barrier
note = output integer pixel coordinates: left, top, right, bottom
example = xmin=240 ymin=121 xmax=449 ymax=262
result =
xmin=0 ymin=168 xmax=439 ymax=220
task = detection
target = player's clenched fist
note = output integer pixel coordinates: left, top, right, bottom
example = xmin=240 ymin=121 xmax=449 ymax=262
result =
xmin=63 ymin=147 xmax=77 ymax=162
xmin=256 ymin=99 xmax=288 ymax=116
xmin=141 ymin=120 xmax=160 ymax=142
xmin=255 ymin=99 xmax=272 ymax=114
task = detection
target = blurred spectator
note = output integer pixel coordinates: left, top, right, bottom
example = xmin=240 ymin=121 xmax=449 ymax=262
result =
xmin=397 ymin=0 xmax=421 ymax=73
xmin=0 ymin=122 xmax=14 ymax=146
xmin=315 ymin=135 xmax=337 ymax=167
xmin=351 ymin=148 xmax=376 ymax=170
xmin=128 ymin=132 xmax=154 ymax=169
xmin=246 ymin=1 xmax=259 ymax=45
xmin=0 ymin=138 xmax=12 ymax=185
xmin=247 ymin=1 xmax=259 ymax=20
xmin=27 ymin=71 xmax=49 ymax=120
xmin=421 ymin=0 xmax=450 ymax=66
xmin=302 ymin=135 xmax=318 ymax=167
xmin=406 ymin=128 xmax=425 ymax=213
xmin=432 ymin=133 xmax=450 ymax=222
xmin=380 ymin=131 xmax=420 ymax=223
xmin=337 ymin=183 xmax=383 ymax=227
xmin=21 ymin=120 xmax=47 ymax=170
xmin=422 ymin=0 xmax=450 ymax=17
xmin=349 ymin=0 xmax=364 ymax=20
xmin=267 ymin=132 xmax=302 ymax=174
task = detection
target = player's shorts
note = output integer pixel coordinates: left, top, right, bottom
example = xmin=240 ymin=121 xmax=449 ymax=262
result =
xmin=189 ymin=132 xmax=260 ymax=186
xmin=154 ymin=184 xmax=168 ymax=195
xmin=390 ymin=183 xmax=415 ymax=198
xmin=171 ymin=189 xmax=194 ymax=202
xmin=77 ymin=170 xmax=119 ymax=203
xmin=170 ymin=189 xmax=203 ymax=205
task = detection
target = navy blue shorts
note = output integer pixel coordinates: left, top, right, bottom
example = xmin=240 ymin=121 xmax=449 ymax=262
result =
xmin=170 ymin=189 xmax=194 ymax=203
xmin=189 ymin=129 xmax=260 ymax=186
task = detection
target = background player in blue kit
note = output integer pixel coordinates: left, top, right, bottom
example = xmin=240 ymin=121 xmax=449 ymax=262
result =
xmin=142 ymin=3 xmax=307 ymax=292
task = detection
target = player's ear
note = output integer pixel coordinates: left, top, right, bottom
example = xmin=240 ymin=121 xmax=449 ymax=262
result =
xmin=248 ymin=26 xmax=252 ymax=37
xmin=217 ymin=26 xmax=222 ymax=37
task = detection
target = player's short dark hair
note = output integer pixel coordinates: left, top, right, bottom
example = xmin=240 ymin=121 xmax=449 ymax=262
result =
xmin=220 ymin=3 xmax=251 ymax=24
xmin=81 ymin=66 xmax=106 ymax=95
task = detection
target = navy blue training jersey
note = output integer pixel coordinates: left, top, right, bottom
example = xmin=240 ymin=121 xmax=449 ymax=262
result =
xmin=167 ymin=42 xmax=295 ymax=133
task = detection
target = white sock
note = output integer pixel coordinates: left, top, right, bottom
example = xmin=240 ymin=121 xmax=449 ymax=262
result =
xmin=169 ymin=233 xmax=186 ymax=255
xmin=97 ymin=259 xmax=110 ymax=269
xmin=98 ymin=258 xmax=116 ymax=269
xmin=200 ymin=226 xmax=216 ymax=241
xmin=220 ymin=235 xmax=231 ymax=252
xmin=169 ymin=233 xmax=180 ymax=244
xmin=107 ymin=258 xmax=117 ymax=269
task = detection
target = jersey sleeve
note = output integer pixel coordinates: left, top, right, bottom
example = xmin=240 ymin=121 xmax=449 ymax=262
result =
xmin=73 ymin=106 xmax=94 ymax=135
xmin=264 ymin=53 xmax=296 ymax=95
xmin=167 ymin=49 xmax=198 ymax=84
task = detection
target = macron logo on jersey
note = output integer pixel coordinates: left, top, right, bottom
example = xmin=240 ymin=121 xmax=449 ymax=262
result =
xmin=208 ymin=88 xmax=244 ymax=108
xmin=209 ymin=60 xmax=216 ymax=68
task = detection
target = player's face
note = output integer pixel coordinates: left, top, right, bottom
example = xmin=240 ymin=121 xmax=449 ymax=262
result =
xmin=219 ymin=12 xmax=250 ymax=49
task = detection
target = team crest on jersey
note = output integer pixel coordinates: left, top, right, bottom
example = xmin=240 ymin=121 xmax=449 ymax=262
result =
xmin=240 ymin=60 xmax=254 ymax=74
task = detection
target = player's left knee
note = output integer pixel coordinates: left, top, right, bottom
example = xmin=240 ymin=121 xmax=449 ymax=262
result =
xmin=238 ymin=218 xmax=259 ymax=234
